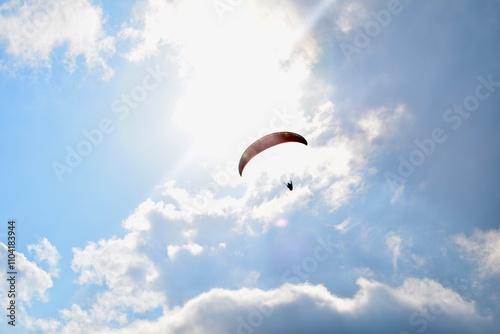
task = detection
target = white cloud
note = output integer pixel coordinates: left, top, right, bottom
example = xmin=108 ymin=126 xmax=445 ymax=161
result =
xmin=167 ymin=242 xmax=203 ymax=260
xmin=385 ymin=232 xmax=426 ymax=273
xmin=121 ymin=0 xmax=318 ymax=157
xmin=116 ymin=0 xmax=410 ymax=235
xmin=55 ymin=277 xmax=489 ymax=334
xmin=39 ymin=192 xmax=220 ymax=330
xmin=335 ymin=1 xmax=369 ymax=33
xmin=24 ymin=316 xmax=60 ymax=334
xmin=356 ymin=104 xmax=410 ymax=149
xmin=70 ymin=232 xmax=165 ymax=326
xmin=162 ymin=181 xmax=243 ymax=222
xmin=27 ymin=237 xmax=60 ymax=278
xmin=334 ymin=219 xmax=351 ymax=234
xmin=322 ymin=174 xmax=362 ymax=210
xmin=242 ymin=270 xmax=260 ymax=287
xmin=3 ymin=1 xmax=498 ymax=333
xmin=454 ymin=227 xmax=500 ymax=278
xmin=21 ymin=190 xmax=485 ymax=333
xmin=152 ymin=101 xmax=408 ymax=236
xmin=0 ymin=0 xmax=114 ymax=78
xmin=386 ymin=231 xmax=402 ymax=271
xmin=0 ymin=243 xmax=53 ymax=304
xmin=390 ymin=181 xmax=405 ymax=204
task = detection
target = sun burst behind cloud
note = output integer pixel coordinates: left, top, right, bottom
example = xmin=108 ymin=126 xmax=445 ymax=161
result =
xmin=121 ymin=0 xmax=319 ymax=159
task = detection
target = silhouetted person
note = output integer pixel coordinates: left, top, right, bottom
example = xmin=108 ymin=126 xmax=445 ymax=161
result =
xmin=285 ymin=180 xmax=293 ymax=191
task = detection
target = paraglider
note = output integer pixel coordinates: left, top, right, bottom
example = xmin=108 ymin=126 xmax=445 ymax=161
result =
xmin=238 ymin=132 xmax=307 ymax=190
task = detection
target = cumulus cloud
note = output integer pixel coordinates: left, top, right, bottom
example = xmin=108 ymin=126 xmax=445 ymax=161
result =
xmin=27 ymin=237 xmax=60 ymax=278
xmin=167 ymin=242 xmax=203 ymax=260
xmin=154 ymin=100 xmax=408 ymax=235
xmin=0 ymin=242 xmax=53 ymax=304
xmin=0 ymin=0 xmax=114 ymax=78
xmin=45 ymin=278 xmax=490 ymax=334
xmin=60 ymin=201 xmax=178 ymax=331
xmin=454 ymin=227 xmax=500 ymax=278
xmin=20 ymin=1 xmax=467 ymax=332
xmin=114 ymin=0 xmax=410 ymax=236
xmin=70 ymin=231 xmax=166 ymax=315
xmin=23 ymin=186 xmax=488 ymax=333
xmin=48 ymin=192 xmax=232 ymax=330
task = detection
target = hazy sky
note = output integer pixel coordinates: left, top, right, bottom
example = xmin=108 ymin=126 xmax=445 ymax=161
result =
xmin=1 ymin=0 xmax=499 ymax=333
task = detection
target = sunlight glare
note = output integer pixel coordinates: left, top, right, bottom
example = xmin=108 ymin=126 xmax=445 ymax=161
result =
xmin=171 ymin=1 xmax=316 ymax=159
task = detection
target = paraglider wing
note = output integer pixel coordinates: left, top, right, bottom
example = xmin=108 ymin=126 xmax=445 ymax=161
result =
xmin=238 ymin=132 xmax=308 ymax=176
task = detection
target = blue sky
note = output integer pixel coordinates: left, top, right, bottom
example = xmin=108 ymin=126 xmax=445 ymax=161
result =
xmin=1 ymin=0 xmax=499 ymax=333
